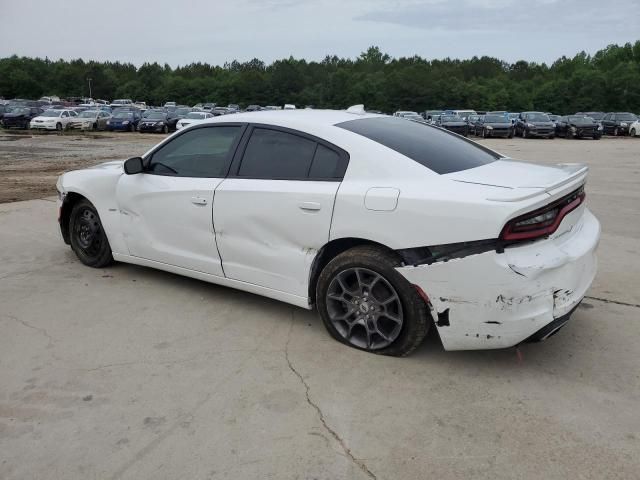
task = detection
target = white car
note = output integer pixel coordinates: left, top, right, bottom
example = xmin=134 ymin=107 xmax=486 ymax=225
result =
xmin=629 ymin=120 xmax=640 ymax=137
xmin=68 ymin=110 xmax=112 ymax=130
xmin=176 ymin=111 xmax=214 ymax=130
xmin=30 ymin=109 xmax=78 ymax=130
xmin=56 ymin=110 xmax=600 ymax=355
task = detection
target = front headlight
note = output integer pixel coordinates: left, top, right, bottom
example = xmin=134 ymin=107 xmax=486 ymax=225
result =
xmin=527 ymin=123 xmax=535 ymax=128
xmin=156 ymin=122 xmax=164 ymax=126
xmin=122 ymin=120 xmax=130 ymax=125
xmin=598 ymin=124 xmax=603 ymax=130
xmin=570 ymin=126 xmax=577 ymax=132
xmin=106 ymin=120 xmax=111 ymax=125
xmin=485 ymin=125 xmax=493 ymax=130
xmin=620 ymin=122 xmax=628 ymax=127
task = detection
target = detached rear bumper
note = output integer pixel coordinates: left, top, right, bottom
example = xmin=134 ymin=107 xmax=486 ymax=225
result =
xmin=396 ymin=207 xmax=600 ymax=350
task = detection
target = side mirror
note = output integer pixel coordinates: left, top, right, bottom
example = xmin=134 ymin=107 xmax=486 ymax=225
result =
xmin=124 ymin=157 xmax=144 ymax=175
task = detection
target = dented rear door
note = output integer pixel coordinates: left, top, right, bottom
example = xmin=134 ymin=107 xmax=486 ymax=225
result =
xmin=213 ymin=179 xmax=338 ymax=297
xmin=213 ymin=126 xmax=346 ymax=298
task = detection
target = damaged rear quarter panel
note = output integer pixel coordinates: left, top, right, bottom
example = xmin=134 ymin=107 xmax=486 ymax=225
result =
xmin=396 ymin=209 xmax=600 ymax=350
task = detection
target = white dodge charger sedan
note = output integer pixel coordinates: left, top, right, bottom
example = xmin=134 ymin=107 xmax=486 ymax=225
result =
xmin=56 ymin=109 xmax=600 ymax=356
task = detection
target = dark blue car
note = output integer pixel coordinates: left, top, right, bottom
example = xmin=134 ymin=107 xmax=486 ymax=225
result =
xmin=105 ymin=110 xmax=141 ymax=132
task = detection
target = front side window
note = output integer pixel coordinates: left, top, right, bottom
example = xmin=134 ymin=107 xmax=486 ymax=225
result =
xmin=147 ymin=126 xmax=241 ymax=178
xmin=238 ymin=128 xmax=316 ymax=179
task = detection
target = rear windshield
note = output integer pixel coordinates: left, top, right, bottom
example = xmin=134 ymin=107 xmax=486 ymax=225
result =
xmin=337 ymin=117 xmax=500 ymax=174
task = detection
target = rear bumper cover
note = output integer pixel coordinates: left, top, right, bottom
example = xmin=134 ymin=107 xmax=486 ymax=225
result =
xmin=396 ymin=207 xmax=600 ymax=350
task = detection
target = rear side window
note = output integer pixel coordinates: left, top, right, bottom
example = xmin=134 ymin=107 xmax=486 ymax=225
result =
xmin=239 ymin=128 xmax=316 ymax=179
xmin=336 ymin=117 xmax=500 ymax=174
xmin=309 ymin=144 xmax=346 ymax=179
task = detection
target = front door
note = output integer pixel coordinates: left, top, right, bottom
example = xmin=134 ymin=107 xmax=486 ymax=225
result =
xmin=116 ymin=124 xmax=244 ymax=276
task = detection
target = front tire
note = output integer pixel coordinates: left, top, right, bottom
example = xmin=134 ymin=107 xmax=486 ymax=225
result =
xmin=56 ymin=122 xmax=62 ymax=131
xmin=631 ymin=128 xmax=636 ymax=137
xmin=522 ymin=128 xmax=527 ymax=138
xmin=316 ymin=246 xmax=429 ymax=356
xmin=613 ymin=127 xmax=619 ymax=136
xmin=69 ymin=199 xmax=113 ymax=268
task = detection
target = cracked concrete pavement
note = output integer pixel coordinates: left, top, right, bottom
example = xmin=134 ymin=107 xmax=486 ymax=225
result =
xmin=1 ymin=137 xmax=640 ymax=479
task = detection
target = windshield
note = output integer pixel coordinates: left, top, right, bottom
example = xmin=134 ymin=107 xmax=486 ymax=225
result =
xmin=586 ymin=112 xmax=603 ymax=120
xmin=176 ymin=108 xmax=191 ymax=115
xmin=337 ymin=117 xmax=499 ymax=175
xmin=569 ymin=116 xmax=592 ymax=123
xmin=185 ymin=112 xmax=206 ymax=119
xmin=617 ymin=113 xmax=637 ymax=121
xmin=79 ymin=111 xmax=97 ymax=118
xmin=441 ymin=115 xmax=460 ymax=122
xmin=12 ymin=108 xmax=30 ymax=115
xmin=484 ymin=115 xmax=508 ymax=122
xmin=113 ymin=112 xmax=133 ymax=119
xmin=41 ymin=110 xmax=61 ymax=117
xmin=146 ymin=113 xmax=166 ymax=120
xmin=405 ymin=115 xmax=424 ymax=121
xmin=527 ymin=113 xmax=550 ymax=122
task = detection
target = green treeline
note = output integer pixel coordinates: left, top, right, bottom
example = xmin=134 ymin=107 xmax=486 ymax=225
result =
xmin=1 ymin=42 xmax=639 ymax=113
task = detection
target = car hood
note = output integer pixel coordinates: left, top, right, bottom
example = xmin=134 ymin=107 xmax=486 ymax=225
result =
xmin=446 ymin=159 xmax=588 ymax=201
xmin=442 ymin=121 xmax=467 ymax=126
xmin=570 ymin=121 xmax=597 ymax=127
xmin=32 ymin=116 xmax=58 ymax=121
xmin=485 ymin=122 xmax=511 ymax=128
xmin=88 ymin=160 xmax=125 ymax=170
xmin=528 ymin=121 xmax=554 ymax=127
xmin=4 ymin=113 xmax=27 ymax=118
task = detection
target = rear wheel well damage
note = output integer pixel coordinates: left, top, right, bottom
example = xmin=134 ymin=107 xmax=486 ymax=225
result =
xmin=59 ymin=192 xmax=87 ymax=244
xmin=308 ymin=238 xmax=401 ymax=306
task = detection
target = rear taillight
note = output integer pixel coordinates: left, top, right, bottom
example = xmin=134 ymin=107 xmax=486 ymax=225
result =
xmin=500 ymin=187 xmax=585 ymax=243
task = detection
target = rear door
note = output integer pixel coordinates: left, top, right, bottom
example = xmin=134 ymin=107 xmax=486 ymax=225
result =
xmin=214 ymin=125 xmax=349 ymax=297
xmin=116 ymin=124 xmax=244 ymax=276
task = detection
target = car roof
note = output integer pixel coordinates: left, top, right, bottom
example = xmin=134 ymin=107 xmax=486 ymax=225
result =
xmin=204 ymin=109 xmax=383 ymax=127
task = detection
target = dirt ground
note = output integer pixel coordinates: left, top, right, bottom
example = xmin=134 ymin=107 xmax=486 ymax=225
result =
xmin=0 ymin=130 xmax=161 ymax=203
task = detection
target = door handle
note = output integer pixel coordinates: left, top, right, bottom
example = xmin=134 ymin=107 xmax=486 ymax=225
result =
xmin=191 ymin=197 xmax=208 ymax=206
xmin=298 ymin=201 xmax=321 ymax=211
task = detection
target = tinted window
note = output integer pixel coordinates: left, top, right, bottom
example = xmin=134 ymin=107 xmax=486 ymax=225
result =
xmin=336 ymin=117 xmax=499 ymax=175
xmin=148 ymin=126 xmax=241 ymax=177
xmin=309 ymin=144 xmax=347 ymax=179
xmin=238 ymin=128 xmax=316 ymax=179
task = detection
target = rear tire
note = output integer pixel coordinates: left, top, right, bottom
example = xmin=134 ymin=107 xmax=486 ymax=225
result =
xmin=69 ymin=199 xmax=113 ymax=268
xmin=56 ymin=123 xmax=62 ymax=131
xmin=316 ymin=245 xmax=429 ymax=357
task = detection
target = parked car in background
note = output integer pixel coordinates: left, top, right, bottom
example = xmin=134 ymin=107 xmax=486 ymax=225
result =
xmin=56 ymin=110 xmax=599 ymax=355
xmin=423 ymin=110 xmax=444 ymax=122
xmin=394 ymin=111 xmax=419 ymax=118
xmin=474 ymin=113 xmax=514 ymax=138
xmin=105 ymin=110 xmax=141 ymax=132
xmin=110 ymin=99 xmax=134 ymax=109
xmin=576 ymin=111 xmax=604 ymax=123
xmin=548 ymin=114 xmax=560 ymax=126
xmin=508 ymin=112 xmax=519 ymax=125
xmin=30 ymin=109 xmax=78 ymax=130
xmin=283 ymin=104 xmax=296 ymax=110
xmin=245 ymin=105 xmax=262 ymax=112
xmin=628 ymin=119 xmax=640 ymax=137
xmin=555 ymin=115 xmax=601 ymax=139
xmin=467 ymin=114 xmax=480 ymax=130
xmin=515 ymin=112 xmax=555 ymax=138
xmin=264 ymin=105 xmax=282 ymax=110
xmin=202 ymin=103 xmax=217 ymax=112
xmin=601 ymin=112 xmax=638 ymax=136
xmin=212 ymin=107 xmax=232 ymax=116
xmin=138 ymin=111 xmax=171 ymax=133
xmin=68 ymin=110 xmax=112 ymax=130
xmin=164 ymin=101 xmax=177 ymax=108
xmin=176 ymin=111 xmax=214 ymax=130
xmin=436 ymin=114 xmax=469 ymax=136
xmin=0 ymin=104 xmax=9 ymax=121
xmin=227 ymin=104 xmax=240 ymax=112
xmin=449 ymin=109 xmax=477 ymax=120
xmin=167 ymin=107 xmax=193 ymax=129
xmin=2 ymin=106 xmax=43 ymax=129
xmin=401 ymin=113 xmax=427 ymax=123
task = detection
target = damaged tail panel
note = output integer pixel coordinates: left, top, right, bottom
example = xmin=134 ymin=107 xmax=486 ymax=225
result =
xmin=396 ymin=208 xmax=600 ymax=351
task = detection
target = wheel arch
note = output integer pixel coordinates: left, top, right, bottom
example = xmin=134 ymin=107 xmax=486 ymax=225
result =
xmin=59 ymin=191 xmax=89 ymax=244
xmin=308 ymin=237 xmax=400 ymax=306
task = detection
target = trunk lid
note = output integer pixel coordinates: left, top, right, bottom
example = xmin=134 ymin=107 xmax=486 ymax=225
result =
xmin=447 ymin=159 xmax=588 ymax=202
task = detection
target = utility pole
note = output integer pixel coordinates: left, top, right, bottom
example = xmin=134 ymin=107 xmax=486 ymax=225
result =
xmin=87 ymin=77 xmax=93 ymax=99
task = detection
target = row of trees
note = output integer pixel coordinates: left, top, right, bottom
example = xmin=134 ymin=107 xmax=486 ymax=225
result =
xmin=1 ymin=42 xmax=639 ymax=113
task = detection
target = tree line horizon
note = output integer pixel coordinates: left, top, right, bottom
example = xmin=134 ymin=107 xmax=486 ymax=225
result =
xmin=1 ymin=42 xmax=639 ymax=114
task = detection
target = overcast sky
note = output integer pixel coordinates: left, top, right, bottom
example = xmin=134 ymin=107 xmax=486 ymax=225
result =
xmin=1 ymin=0 xmax=638 ymax=67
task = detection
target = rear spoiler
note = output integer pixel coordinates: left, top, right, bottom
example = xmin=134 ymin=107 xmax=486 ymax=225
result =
xmin=486 ymin=164 xmax=588 ymax=202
